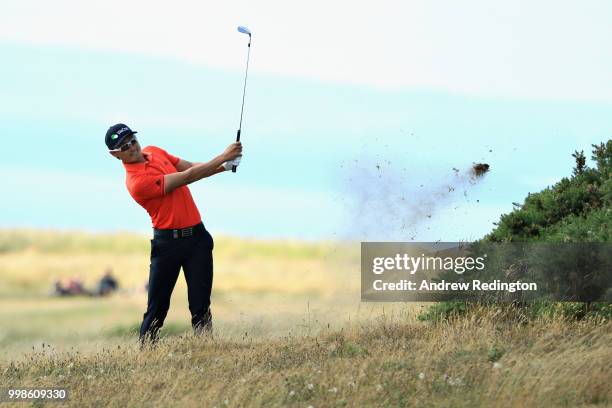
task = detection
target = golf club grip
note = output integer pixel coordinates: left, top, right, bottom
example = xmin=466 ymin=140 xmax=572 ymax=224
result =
xmin=232 ymin=129 xmax=241 ymax=173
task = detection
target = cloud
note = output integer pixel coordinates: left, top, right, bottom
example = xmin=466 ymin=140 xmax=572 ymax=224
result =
xmin=1 ymin=0 xmax=611 ymax=100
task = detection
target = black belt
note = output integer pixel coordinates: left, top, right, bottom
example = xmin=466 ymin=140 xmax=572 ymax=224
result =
xmin=153 ymin=222 xmax=204 ymax=239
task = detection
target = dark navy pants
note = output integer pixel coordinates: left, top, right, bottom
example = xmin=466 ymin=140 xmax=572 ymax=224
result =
xmin=139 ymin=223 xmax=214 ymax=345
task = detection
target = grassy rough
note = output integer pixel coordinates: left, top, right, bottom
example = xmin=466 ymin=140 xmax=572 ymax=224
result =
xmin=1 ymin=229 xmax=610 ymax=406
xmin=1 ymin=308 xmax=610 ymax=408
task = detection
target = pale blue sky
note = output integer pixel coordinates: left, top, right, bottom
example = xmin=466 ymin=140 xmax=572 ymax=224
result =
xmin=1 ymin=1 xmax=611 ymax=240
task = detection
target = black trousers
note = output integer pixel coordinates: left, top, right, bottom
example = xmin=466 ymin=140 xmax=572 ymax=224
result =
xmin=139 ymin=223 xmax=214 ymax=344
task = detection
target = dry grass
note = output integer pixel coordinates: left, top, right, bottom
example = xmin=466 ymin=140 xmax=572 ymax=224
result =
xmin=0 ymin=229 xmax=610 ymax=407
xmin=1 ymin=308 xmax=610 ymax=407
xmin=0 ymin=229 xmax=363 ymax=358
xmin=0 ymin=229 xmax=358 ymax=297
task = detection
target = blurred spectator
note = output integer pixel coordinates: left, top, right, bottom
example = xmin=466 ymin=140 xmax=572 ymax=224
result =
xmin=96 ymin=268 xmax=119 ymax=296
xmin=51 ymin=269 xmax=121 ymax=297
xmin=52 ymin=279 xmax=70 ymax=296
xmin=66 ymin=276 xmax=90 ymax=295
xmin=51 ymin=277 xmax=90 ymax=296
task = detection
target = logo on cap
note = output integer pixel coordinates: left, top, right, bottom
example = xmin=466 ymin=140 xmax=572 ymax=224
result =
xmin=116 ymin=127 xmax=130 ymax=135
xmin=111 ymin=134 xmax=119 ymax=140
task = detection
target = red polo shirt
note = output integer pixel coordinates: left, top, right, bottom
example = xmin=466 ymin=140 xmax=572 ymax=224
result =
xmin=124 ymin=146 xmax=201 ymax=229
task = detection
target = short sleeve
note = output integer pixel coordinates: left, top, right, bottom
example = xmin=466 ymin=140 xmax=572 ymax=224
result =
xmin=165 ymin=150 xmax=180 ymax=166
xmin=154 ymin=146 xmax=180 ymax=166
xmin=129 ymin=174 xmax=165 ymax=200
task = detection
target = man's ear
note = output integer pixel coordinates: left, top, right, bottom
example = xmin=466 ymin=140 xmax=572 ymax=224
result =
xmin=109 ymin=151 xmax=120 ymax=160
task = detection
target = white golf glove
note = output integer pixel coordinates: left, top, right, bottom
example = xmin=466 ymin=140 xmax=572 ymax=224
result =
xmin=222 ymin=155 xmax=242 ymax=171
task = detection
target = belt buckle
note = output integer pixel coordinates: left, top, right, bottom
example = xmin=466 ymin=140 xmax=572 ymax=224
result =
xmin=181 ymin=227 xmax=193 ymax=238
xmin=173 ymin=230 xmax=179 ymax=239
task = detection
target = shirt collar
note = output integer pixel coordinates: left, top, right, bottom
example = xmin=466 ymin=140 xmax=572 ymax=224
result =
xmin=123 ymin=151 xmax=151 ymax=173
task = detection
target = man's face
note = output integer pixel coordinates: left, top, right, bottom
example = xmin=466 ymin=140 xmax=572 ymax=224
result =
xmin=109 ymin=135 xmax=143 ymax=163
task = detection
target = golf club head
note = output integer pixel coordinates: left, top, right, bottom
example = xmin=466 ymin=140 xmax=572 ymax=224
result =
xmin=237 ymin=26 xmax=251 ymax=36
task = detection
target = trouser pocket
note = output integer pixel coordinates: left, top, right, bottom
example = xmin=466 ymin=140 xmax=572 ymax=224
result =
xmin=202 ymin=228 xmax=214 ymax=251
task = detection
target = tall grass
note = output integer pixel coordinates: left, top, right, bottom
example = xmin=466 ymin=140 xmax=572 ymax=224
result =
xmin=1 ymin=308 xmax=609 ymax=407
xmin=1 ymin=229 xmax=610 ymax=407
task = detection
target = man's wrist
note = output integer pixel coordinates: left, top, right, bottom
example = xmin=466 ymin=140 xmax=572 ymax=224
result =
xmin=214 ymin=154 xmax=229 ymax=169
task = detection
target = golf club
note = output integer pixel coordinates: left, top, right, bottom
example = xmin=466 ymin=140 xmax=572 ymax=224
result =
xmin=233 ymin=25 xmax=252 ymax=173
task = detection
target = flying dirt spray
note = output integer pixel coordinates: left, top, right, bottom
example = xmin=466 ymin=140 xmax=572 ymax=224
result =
xmin=340 ymin=159 xmax=490 ymax=241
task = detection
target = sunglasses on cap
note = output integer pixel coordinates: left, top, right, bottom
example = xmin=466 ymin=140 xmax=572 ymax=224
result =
xmin=109 ymin=137 xmax=138 ymax=153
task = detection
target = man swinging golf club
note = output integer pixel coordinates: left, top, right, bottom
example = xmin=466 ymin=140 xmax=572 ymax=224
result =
xmin=105 ymin=123 xmax=242 ymax=345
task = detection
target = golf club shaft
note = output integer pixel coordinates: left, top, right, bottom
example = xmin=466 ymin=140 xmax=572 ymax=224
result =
xmin=233 ymin=36 xmax=251 ymax=172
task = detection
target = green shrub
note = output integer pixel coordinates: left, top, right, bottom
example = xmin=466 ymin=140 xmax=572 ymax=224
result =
xmin=417 ymin=301 xmax=469 ymax=321
xmin=420 ymin=140 xmax=612 ymax=322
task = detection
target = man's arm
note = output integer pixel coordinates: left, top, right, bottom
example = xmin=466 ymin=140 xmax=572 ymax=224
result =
xmin=164 ymin=156 xmax=225 ymax=194
xmin=175 ymin=159 xmax=194 ymax=171
xmin=176 ymin=159 xmax=225 ymax=174
xmin=164 ymin=142 xmax=242 ymax=194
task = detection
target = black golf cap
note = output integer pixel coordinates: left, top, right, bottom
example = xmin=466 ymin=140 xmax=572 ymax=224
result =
xmin=105 ymin=123 xmax=138 ymax=150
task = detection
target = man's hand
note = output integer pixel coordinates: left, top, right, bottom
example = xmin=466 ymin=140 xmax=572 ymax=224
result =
xmin=164 ymin=142 xmax=244 ymax=194
xmin=223 ymin=142 xmax=243 ymax=162
xmin=222 ymin=155 xmax=242 ymax=171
